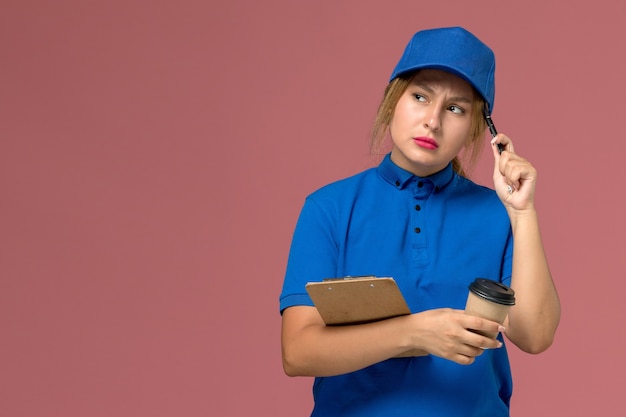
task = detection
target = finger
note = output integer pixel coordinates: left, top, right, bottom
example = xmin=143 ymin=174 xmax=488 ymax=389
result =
xmin=458 ymin=343 xmax=489 ymax=358
xmin=465 ymin=329 xmax=504 ymax=349
xmin=491 ymin=137 xmax=504 ymax=186
xmin=500 ymin=158 xmax=520 ymax=191
xmin=453 ymin=354 xmax=476 ymax=366
xmin=490 ymin=135 xmax=503 ymax=160
xmin=463 ymin=316 xmax=506 ymax=341
xmin=450 ymin=338 xmax=501 ymax=365
xmin=502 ymin=156 xmax=534 ymax=192
xmin=497 ymin=152 xmax=534 ymax=196
xmin=491 ymin=135 xmax=513 ymax=192
xmin=490 ymin=134 xmax=515 ymax=154
xmin=463 ymin=313 xmax=505 ymax=332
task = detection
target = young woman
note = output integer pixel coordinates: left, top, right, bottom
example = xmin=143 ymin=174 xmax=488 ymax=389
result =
xmin=279 ymin=26 xmax=560 ymax=416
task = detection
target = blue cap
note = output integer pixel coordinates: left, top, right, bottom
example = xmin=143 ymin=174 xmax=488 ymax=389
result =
xmin=389 ymin=27 xmax=496 ymax=112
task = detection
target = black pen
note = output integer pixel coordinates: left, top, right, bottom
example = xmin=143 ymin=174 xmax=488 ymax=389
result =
xmin=483 ymin=103 xmax=504 ymax=154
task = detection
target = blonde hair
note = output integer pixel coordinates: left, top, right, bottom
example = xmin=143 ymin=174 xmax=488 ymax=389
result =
xmin=370 ymin=73 xmax=488 ymax=178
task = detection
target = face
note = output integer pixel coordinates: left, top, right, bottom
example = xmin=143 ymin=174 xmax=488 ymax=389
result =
xmin=389 ymin=69 xmax=476 ymax=177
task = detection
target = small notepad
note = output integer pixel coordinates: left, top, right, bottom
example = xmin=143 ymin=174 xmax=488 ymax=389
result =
xmin=305 ymin=276 xmax=411 ymax=326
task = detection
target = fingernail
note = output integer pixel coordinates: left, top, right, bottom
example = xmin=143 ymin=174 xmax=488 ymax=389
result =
xmin=498 ymin=326 xmax=506 ymax=333
xmin=497 ymin=342 xmax=503 ymax=348
xmin=490 ymin=137 xmax=497 ymax=145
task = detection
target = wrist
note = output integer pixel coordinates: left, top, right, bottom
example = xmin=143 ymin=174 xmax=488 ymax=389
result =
xmin=507 ymin=206 xmax=538 ymax=230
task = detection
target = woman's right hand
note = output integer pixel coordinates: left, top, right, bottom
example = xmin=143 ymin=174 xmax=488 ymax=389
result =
xmin=399 ymin=308 xmax=505 ymax=364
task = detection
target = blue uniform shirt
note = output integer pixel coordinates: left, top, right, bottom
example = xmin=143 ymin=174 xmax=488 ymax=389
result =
xmin=280 ymin=154 xmax=514 ymax=416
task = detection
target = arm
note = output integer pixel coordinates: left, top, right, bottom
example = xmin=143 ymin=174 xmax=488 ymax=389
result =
xmin=491 ymin=135 xmax=561 ymax=354
xmin=281 ymin=305 xmax=505 ymax=377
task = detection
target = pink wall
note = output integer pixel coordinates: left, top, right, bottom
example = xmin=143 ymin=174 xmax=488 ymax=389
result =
xmin=2 ymin=1 xmax=625 ymax=415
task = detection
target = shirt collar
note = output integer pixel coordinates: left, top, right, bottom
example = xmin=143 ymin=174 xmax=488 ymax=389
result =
xmin=377 ymin=153 xmax=455 ymax=191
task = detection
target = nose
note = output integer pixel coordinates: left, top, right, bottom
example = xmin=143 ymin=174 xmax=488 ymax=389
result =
xmin=424 ymin=104 xmax=442 ymax=132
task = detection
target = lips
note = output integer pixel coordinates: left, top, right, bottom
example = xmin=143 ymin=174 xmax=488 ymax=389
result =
xmin=413 ymin=137 xmax=438 ymax=150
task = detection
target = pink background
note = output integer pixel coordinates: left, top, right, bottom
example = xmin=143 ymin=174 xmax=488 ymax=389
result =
xmin=2 ymin=1 xmax=624 ymax=415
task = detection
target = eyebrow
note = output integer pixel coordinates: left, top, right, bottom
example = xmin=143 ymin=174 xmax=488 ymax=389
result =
xmin=413 ymin=82 xmax=473 ymax=104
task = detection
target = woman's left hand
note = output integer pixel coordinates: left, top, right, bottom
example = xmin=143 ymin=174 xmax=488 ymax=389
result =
xmin=491 ymin=134 xmax=537 ymax=211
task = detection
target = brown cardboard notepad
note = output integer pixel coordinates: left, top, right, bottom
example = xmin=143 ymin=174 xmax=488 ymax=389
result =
xmin=306 ymin=276 xmax=428 ymax=357
xmin=305 ymin=276 xmax=411 ymax=326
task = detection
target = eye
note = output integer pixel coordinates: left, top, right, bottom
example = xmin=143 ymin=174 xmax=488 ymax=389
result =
xmin=448 ymin=105 xmax=465 ymax=114
xmin=413 ymin=93 xmax=427 ymax=102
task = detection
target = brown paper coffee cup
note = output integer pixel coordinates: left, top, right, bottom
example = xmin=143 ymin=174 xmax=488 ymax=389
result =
xmin=464 ymin=278 xmax=515 ymax=339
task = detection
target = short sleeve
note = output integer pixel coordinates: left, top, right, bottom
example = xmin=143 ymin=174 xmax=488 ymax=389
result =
xmin=279 ymin=196 xmax=339 ymax=314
